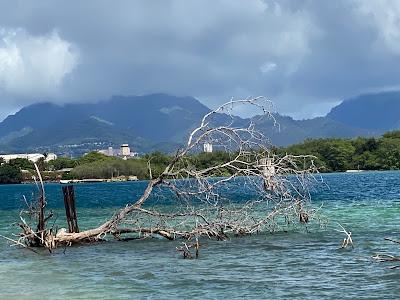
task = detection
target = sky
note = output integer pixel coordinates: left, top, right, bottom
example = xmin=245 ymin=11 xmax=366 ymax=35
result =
xmin=0 ymin=0 xmax=400 ymax=121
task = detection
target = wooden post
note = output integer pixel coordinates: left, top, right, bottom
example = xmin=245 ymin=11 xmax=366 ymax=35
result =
xmin=62 ymin=185 xmax=79 ymax=233
xmin=35 ymin=162 xmax=46 ymax=242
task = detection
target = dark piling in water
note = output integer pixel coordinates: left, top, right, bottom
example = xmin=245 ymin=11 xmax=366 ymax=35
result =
xmin=62 ymin=185 xmax=79 ymax=233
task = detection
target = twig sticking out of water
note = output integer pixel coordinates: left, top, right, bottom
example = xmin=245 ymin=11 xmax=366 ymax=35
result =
xmin=176 ymin=238 xmax=200 ymax=259
xmin=335 ymin=223 xmax=354 ymax=249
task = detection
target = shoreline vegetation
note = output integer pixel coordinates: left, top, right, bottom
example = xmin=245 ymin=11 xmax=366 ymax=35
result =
xmin=1 ymin=130 xmax=400 ymax=184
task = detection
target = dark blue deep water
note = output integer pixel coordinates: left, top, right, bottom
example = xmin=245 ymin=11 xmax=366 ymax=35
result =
xmin=0 ymin=171 xmax=400 ymax=299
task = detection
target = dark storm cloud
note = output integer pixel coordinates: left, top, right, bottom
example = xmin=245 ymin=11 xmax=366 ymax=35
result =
xmin=0 ymin=0 xmax=399 ymax=120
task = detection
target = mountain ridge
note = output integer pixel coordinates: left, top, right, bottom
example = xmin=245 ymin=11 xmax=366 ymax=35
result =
xmin=327 ymin=91 xmax=400 ymax=131
xmin=0 ymin=92 xmax=398 ymax=155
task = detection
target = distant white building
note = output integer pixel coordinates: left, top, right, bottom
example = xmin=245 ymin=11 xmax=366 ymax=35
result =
xmin=0 ymin=153 xmax=57 ymax=163
xmin=98 ymin=144 xmax=138 ymax=159
xmin=45 ymin=153 xmax=57 ymax=161
xmin=203 ymin=142 xmax=213 ymax=153
xmin=98 ymin=148 xmax=111 ymax=156
xmin=120 ymin=144 xmax=131 ymax=158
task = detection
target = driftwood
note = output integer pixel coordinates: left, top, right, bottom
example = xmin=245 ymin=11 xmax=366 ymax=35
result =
xmin=372 ymin=237 xmax=400 ymax=269
xmin=5 ymin=97 xmax=320 ymax=252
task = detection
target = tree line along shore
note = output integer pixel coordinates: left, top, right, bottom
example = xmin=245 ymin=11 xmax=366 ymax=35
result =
xmin=1 ymin=130 xmax=400 ymax=184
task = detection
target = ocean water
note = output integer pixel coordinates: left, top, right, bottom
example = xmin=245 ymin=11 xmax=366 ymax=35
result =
xmin=0 ymin=172 xmax=400 ymax=299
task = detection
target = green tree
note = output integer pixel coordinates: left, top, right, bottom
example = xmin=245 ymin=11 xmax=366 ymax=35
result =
xmin=188 ymin=151 xmax=232 ymax=176
xmin=0 ymin=164 xmax=23 ymax=184
xmin=48 ymin=157 xmax=76 ymax=170
xmin=77 ymin=152 xmax=109 ymax=165
xmin=316 ymin=140 xmax=354 ymax=171
xmin=36 ymin=157 xmax=46 ymax=171
xmin=376 ymin=138 xmax=400 ymax=169
xmin=8 ymin=158 xmax=34 ymax=170
xmin=353 ymin=151 xmax=380 ymax=170
xmin=143 ymin=152 xmax=171 ymax=177
xmin=352 ymin=137 xmax=379 ymax=155
xmin=382 ymin=130 xmax=400 ymax=139
xmin=70 ymin=158 xmax=148 ymax=179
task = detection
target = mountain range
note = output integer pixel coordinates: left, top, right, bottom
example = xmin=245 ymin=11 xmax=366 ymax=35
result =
xmin=0 ymin=91 xmax=399 ymax=156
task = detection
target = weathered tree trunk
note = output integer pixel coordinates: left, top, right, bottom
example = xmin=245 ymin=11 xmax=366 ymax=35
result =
xmin=37 ymin=194 xmax=45 ymax=232
xmin=34 ymin=163 xmax=46 ymax=247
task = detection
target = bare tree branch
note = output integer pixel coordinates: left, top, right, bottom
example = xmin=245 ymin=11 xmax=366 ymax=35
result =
xmin=5 ymin=96 xmax=320 ymax=252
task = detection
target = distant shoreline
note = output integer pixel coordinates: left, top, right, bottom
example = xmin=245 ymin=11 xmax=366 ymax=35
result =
xmin=1 ymin=169 xmax=398 ymax=186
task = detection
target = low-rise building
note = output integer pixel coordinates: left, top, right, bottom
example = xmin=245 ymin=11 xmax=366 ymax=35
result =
xmin=0 ymin=153 xmax=57 ymax=163
xmin=98 ymin=144 xmax=138 ymax=159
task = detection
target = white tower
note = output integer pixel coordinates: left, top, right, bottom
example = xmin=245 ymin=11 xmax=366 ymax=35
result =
xmin=120 ymin=144 xmax=131 ymax=158
xmin=203 ymin=142 xmax=213 ymax=153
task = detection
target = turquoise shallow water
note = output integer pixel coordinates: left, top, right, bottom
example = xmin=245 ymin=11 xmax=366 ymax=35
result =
xmin=0 ymin=172 xmax=400 ymax=299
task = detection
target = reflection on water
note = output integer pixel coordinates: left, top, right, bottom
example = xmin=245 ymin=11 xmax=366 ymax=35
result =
xmin=0 ymin=171 xmax=400 ymax=299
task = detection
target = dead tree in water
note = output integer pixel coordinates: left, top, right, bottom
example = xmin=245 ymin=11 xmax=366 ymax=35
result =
xmin=9 ymin=97 xmax=320 ymax=252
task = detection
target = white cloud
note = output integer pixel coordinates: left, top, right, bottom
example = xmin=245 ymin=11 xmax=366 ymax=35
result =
xmin=0 ymin=28 xmax=78 ymax=97
xmin=1 ymin=1 xmax=400 ymax=119
xmin=356 ymin=0 xmax=400 ymax=55
xmin=260 ymin=62 xmax=277 ymax=73
xmin=0 ymin=1 xmax=319 ymax=117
